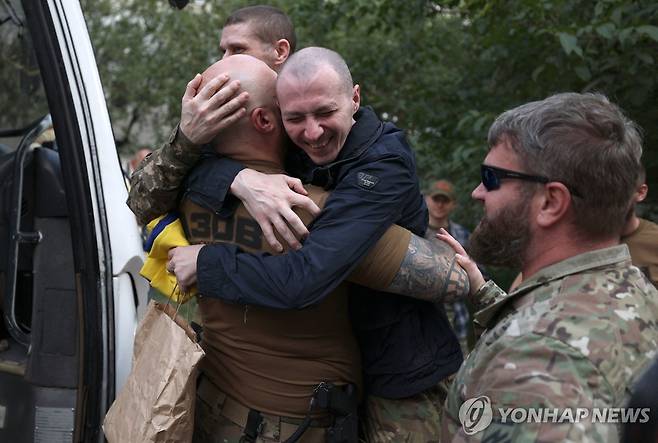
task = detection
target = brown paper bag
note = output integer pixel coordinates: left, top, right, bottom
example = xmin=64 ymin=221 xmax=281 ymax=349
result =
xmin=103 ymin=300 xmax=205 ymax=443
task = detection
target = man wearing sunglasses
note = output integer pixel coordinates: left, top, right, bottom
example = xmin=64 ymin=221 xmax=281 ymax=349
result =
xmin=438 ymin=92 xmax=658 ymax=441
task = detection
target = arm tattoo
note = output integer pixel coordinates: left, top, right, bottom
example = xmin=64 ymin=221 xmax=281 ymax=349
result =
xmin=386 ymin=233 xmax=470 ymax=302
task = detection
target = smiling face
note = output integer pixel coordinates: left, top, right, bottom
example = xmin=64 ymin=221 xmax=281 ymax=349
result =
xmin=276 ymin=65 xmax=360 ymax=165
xmin=219 ymin=22 xmax=278 ymax=69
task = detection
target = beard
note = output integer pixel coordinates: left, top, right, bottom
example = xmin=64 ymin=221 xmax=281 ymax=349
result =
xmin=469 ymin=196 xmax=532 ymax=269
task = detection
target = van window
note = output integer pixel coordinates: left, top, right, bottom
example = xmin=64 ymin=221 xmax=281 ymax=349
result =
xmin=0 ymin=1 xmax=48 ymax=153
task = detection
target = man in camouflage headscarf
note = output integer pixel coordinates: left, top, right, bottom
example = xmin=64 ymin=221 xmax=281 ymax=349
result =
xmin=437 ymin=92 xmax=658 ymax=442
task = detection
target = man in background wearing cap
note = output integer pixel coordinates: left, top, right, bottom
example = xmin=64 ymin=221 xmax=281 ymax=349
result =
xmin=424 ymin=179 xmax=474 ymax=353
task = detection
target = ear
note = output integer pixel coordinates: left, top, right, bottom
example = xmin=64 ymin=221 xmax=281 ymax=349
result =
xmin=636 ymin=183 xmax=648 ymax=203
xmin=272 ymin=39 xmax=291 ymax=68
xmin=535 ymin=182 xmax=572 ymax=228
xmin=251 ymin=107 xmax=276 ymax=133
xmin=351 ymin=84 xmax=361 ymax=115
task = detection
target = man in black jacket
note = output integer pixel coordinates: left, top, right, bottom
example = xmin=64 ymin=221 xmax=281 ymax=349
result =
xmin=160 ymin=47 xmax=462 ymax=442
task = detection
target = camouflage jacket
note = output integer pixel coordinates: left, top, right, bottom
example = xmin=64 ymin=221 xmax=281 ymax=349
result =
xmin=442 ymin=245 xmax=658 ymax=442
xmin=126 ymin=124 xmax=242 ymax=225
xmin=126 ymin=125 xmax=201 ymax=225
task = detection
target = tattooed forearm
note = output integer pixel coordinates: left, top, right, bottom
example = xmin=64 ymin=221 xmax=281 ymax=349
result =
xmin=386 ymin=234 xmax=470 ymax=302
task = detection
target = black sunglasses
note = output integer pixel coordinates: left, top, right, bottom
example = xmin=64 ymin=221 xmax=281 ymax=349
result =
xmin=480 ymin=164 xmax=582 ymax=198
xmin=481 ymin=164 xmax=548 ymax=191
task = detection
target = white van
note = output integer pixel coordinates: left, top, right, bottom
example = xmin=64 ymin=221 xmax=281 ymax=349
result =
xmin=0 ymin=1 xmax=149 ymax=441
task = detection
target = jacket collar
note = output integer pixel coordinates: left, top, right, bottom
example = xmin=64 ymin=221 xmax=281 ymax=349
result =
xmin=288 ymin=107 xmax=384 ymax=188
xmin=475 ymin=244 xmax=632 ymax=328
xmin=335 ymin=106 xmax=383 ymax=163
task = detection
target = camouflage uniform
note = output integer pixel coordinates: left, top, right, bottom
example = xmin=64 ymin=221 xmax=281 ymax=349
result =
xmin=361 ymin=379 xmax=453 ymax=443
xmin=127 ymin=126 xmax=201 ymax=225
xmin=442 ymin=245 xmax=658 ymax=442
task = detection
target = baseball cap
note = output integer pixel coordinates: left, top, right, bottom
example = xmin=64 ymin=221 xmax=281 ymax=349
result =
xmin=426 ymin=179 xmax=455 ymax=200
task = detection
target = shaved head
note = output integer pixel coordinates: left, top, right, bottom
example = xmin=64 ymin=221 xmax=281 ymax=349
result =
xmin=275 ymin=47 xmax=360 ymax=165
xmin=202 ymin=54 xmax=278 ymax=115
xmin=200 ymin=54 xmax=284 ymax=162
xmin=278 ymin=46 xmax=353 ymax=96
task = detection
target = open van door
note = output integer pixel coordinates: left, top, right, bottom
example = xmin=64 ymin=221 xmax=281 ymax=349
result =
xmin=0 ymin=1 xmax=149 ymax=441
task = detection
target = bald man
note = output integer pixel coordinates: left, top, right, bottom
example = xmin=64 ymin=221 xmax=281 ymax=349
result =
xmin=167 ymin=48 xmax=464 ymax=442
xmin=174 ymin=55 xmax=468 ymax=443
xmin=127 ymin=5 xmax=315 ymax=235
xmin=186 ymin=55 xmax=357 ymax=443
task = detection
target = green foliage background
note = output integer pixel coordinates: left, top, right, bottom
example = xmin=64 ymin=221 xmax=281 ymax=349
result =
xmin=82 ymin=0 xmax=658 ymax=284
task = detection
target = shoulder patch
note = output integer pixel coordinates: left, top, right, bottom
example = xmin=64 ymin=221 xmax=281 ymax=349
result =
xmin=357 ymin=172 xmax=379 ymax=190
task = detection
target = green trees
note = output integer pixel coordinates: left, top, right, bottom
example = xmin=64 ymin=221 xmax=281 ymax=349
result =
xmin=81 ymin=0 xmax=224 ymax=149
xmin=445 ymin=0 xmax=658 ymax=216
xmin=289 ymin=0 xmax=658 ymax=218
xmin=82 ymin=0 xmax=657 ymax=217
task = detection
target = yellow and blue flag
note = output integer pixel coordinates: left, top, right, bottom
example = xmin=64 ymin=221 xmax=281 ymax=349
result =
xmin=140 ymin=213 xmax=197 ymax=303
